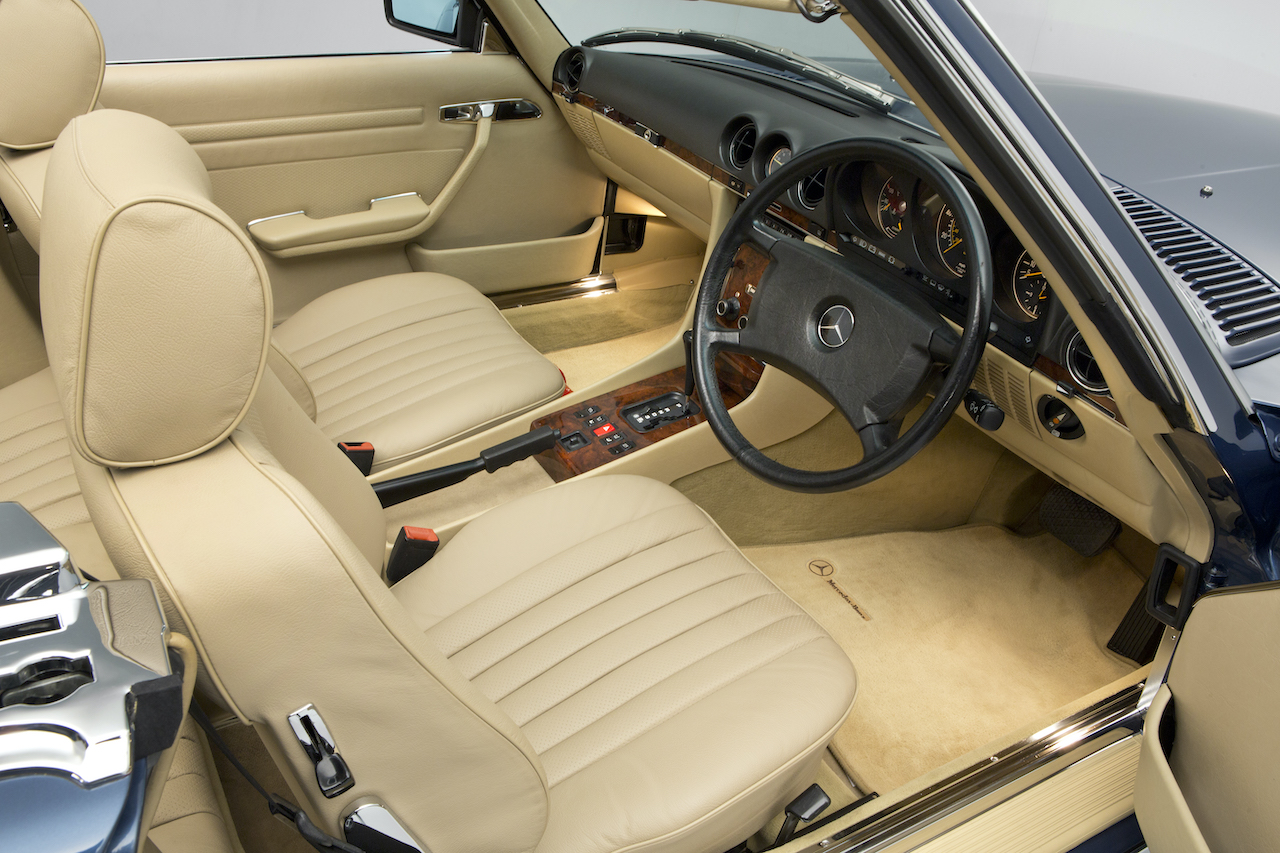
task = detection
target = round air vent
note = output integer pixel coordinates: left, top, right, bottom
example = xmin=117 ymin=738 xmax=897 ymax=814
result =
xmin=798 ymin=168 xmax=828 ymax=210
xmin=564 ymin=49 xmax=586 ymax=93
xmin=1065 ymin=331 xmax=1108 ymax=394
xmin=727 ymin=122 xmax=757 ymax=170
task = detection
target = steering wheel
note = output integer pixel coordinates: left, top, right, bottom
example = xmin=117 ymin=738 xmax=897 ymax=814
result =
xmin=692 ymin=138 xmax=993 ymax=493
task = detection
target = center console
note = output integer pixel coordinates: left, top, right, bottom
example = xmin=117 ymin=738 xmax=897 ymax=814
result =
xmin=530 ymin=351 xmax=763 ymax=481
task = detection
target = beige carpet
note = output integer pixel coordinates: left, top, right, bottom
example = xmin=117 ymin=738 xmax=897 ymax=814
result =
xmin=675 ymin=410 xmax=1030 ymax=547
xmin=547 ymin=321 xmax=683 ymax=391
xmin=503 ymin=283 xmax=691 ymax=354
xmin=744 ymin=525 xmax=1143 ymax=795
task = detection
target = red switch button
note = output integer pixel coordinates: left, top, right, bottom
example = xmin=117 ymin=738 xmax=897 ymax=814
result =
xmin=593 ymin=423 xmax=616 ymax=437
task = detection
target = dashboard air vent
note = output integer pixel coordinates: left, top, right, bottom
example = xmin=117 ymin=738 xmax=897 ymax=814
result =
xmin=564 ymin=49 xmax=585 ymax=93
xmin=798 ymin=168 xmax=827 ymax=209
xmin=727 ymin=123 xmax=757 ymax=170
xmin=1064 ymin=332 xmax=1108 ymax=394
xmin=1113 ymin=185 xmax=1280 ymax=365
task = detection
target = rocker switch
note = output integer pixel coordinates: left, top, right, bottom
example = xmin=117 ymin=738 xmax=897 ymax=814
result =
xmin=288 ymin=704 xmax=354 ymax=798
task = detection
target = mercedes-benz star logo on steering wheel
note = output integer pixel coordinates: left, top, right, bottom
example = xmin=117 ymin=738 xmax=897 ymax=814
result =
xmin=817 ymin=305 xmax=855 ymax=349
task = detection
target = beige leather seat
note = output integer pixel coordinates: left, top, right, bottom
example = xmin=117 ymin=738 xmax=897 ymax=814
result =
xmin=41 ymin=109 xmax=857 ymax=853
xmin=0 ymin=0 xmax=565 ymax=475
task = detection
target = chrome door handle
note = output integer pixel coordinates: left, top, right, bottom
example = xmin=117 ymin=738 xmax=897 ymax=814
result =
xmin=440 ymin=99 xmax=541 ymax=122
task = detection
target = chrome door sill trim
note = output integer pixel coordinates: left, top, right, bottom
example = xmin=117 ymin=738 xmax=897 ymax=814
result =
xmin=489 ymin=275 xmax=618 ymax=310
xmin=795 ymin=682 xmax=1145 ymax=853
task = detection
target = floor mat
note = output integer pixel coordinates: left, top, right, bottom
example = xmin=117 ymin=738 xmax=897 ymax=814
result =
xmin=743 ymin=525 xmax=1143 ymax=794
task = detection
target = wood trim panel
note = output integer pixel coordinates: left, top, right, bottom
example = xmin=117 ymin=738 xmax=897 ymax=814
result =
xmin=1034 ymin=355 xmax=1126 ymax=425
xmin=530 ymin=354 xmax=764 ymax=482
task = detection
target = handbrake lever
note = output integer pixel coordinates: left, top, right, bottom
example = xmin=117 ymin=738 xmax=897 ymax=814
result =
xmin=373 ymin=426 xmax=560 ymax=508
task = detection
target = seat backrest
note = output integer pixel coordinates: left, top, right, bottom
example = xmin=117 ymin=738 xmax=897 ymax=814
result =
xmin=0 ymin=0 xmax=105 ymax=250
xmin=40 ymin=108 xmax=549 ymax=852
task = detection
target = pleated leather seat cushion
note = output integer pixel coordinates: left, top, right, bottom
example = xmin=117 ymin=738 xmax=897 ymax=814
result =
xmin=394 ymin=475 xmax=858 ymax=853
xmin=273 ymin=272 xmax=565 ymax=472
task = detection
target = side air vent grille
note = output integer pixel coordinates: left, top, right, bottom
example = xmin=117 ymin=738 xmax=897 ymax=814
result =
xmin=972 ymin=359 xmax=1035 ymax=434
xmin=564 ymin=49 xmax=586 ymax=92
xmin=727 ymin=122 xmax=757 ymax=170
xmin=798 ymin=168 xmax=827 ymax=210
xmin=1065 ymin=332 xmax=1109 ymax=394
xmin=1113 ymin=185 xmax=1280 ymax=365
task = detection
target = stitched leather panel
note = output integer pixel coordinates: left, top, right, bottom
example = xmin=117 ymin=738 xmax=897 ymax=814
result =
xmin=399 ymin=475 xmax=856 ymax=796
xmin=274 ymin=272 xmax=565 ymax=470
xmin=0 ymin=368 xmax=88 ymax=530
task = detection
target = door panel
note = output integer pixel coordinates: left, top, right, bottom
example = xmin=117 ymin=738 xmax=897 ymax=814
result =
xmin=99 ymin=52 xmax=606 ymax=318
xmin=1134 ymin=586 xmax=1280 ymax=852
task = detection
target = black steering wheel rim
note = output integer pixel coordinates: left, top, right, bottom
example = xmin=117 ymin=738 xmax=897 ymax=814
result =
xmin=692 ymin=137 xmax=993 ymax=493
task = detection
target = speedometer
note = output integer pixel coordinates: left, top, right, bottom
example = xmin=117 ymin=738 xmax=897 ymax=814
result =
xmin=1010 ymin=251 xmax=1048 ymax=319
xmin=935 ymin=205 xmax=966 ymax=276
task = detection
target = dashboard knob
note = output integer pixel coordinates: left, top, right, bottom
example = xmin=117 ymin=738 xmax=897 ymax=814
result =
xmin=716 ymin=297 xmax=740 ymax=319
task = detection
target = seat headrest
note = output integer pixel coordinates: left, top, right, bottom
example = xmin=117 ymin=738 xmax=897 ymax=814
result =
xmin=41 ymin=110 xmax=272 ymax=468
xmin=0 ymin=0 xmax=105 ymax=150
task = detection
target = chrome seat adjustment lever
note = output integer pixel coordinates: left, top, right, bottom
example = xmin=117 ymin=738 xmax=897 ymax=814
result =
xmin=288 ymin=704 xmax=354 ymax=798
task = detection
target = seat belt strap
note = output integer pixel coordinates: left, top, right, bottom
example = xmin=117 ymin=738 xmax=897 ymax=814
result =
xmin=189 ymin=703 xmax=365 ymax=853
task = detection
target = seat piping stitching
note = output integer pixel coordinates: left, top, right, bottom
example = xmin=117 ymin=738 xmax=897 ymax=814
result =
xmin=468 ymin=548 xmax=749 ymax=683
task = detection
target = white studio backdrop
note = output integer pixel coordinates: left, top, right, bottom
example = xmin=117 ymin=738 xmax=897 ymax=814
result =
xmin=80 ymin=0 xmax=1280 ymax=117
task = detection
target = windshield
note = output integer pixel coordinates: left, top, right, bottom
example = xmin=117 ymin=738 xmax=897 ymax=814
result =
xmin=536 ymin=0 xmax=912 ymax=106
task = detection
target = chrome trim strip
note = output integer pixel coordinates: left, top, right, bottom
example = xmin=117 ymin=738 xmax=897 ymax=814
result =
xmin=488 ymin=274 xmax=618 ymax=310
xmin=369 ymin=192 xmax=423 ymax=205
xmin=796 ymin=683 xmax=1145 ymax=853
xmin=246 ymin=209 xmax=305 ymax=227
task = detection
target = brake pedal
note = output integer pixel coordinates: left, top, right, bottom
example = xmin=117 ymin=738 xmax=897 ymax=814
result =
xmin=1038 ymin=484 xmax=1120 ymax=556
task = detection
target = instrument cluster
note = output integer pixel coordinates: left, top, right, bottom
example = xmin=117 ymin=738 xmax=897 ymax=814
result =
xmin=824 ymin=161 xmax=1054 ymax=359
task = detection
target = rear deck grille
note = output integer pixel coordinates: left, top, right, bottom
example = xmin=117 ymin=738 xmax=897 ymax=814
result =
xmin=1113 ymin=185 xmax=1280 ymax=364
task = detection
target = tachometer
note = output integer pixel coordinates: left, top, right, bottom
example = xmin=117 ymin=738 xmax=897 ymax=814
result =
xmin=877 ymin=177 xmax=907 ymax=237
xmin=935 ymin=205 xmax=966 ymax=276
xmin=1010 ymin=250 xmax=1048 ymax=319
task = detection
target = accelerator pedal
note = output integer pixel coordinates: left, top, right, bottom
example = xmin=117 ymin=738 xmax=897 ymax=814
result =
xmin=1038 ymin=484 xmax=1120 ymax=557
xmin=1107 ymin=581 xmax=1165 ymax=664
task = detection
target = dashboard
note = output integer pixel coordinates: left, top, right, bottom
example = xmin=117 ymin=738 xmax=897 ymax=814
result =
xmin=555 ymin=46 xmax=1117 ymax=417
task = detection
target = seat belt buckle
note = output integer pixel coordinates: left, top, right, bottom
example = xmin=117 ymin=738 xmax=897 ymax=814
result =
xmin=386 ymin=526 xmax=439 ymax=585
xmin=337 ymin=441 xmax=374 ymax=476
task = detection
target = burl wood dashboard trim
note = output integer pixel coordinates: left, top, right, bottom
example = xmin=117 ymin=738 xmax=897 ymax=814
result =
xmin=1033 ymin=355 xmax=1126 ymax=426
xmin=531 ymin=353 xmax=764 ymax=482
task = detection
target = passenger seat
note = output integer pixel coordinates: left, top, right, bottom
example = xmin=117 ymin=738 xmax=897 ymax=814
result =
xmin=0 ymin=0 xmax=566 ymax=524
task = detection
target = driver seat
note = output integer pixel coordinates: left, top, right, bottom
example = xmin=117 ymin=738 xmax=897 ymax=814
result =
xmin=41 ymin=109 xmax=858 ymax=853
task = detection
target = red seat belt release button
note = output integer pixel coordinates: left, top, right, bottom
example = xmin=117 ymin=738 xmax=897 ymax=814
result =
xmin=337 ymin=441 xmax=374 ymax=476
xmin=386 ymin=526 xmax=439 ymax=585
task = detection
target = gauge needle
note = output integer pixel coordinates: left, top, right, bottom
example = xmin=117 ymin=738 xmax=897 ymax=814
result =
xmin=947 ymin=236 xmax=963 ymax=251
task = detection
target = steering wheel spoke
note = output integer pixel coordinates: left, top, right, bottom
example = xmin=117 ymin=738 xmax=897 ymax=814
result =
xmin=857 ymin=420 xmax=900 ymax=459
xmin=692 ymin=138 xmax=993 ymax=493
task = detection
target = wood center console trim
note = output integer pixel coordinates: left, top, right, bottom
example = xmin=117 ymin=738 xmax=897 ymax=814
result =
xmin=531 ymin=354 xmax=764 ymax=482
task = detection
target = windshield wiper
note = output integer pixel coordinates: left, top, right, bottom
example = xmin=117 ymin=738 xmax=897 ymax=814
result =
xmin=581 ymin=28 xmax=897 ymax=114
